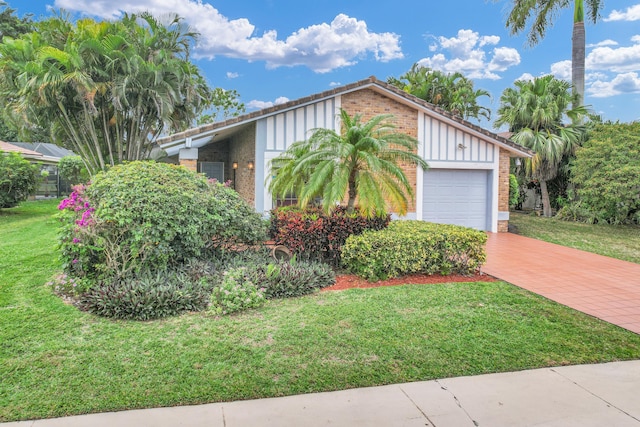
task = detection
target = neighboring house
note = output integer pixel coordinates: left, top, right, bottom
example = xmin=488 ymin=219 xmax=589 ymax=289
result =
xmin=2 ymin=141 xmax=75 ymax=197
xmin=0 ymin=141 xmax=44 ymax=161
xmin=158 ymin=76 xmax=533 ymax=232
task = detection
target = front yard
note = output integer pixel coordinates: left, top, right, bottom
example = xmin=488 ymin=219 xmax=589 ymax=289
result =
xmin=2 ymin=201 xmax=640 ymax=422
xmin=509 ymin=212 xmax=640 ymax=264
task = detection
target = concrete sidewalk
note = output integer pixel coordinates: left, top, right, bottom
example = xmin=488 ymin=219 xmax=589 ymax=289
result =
xmin=4 ymin=360 xmax=640 ymax=427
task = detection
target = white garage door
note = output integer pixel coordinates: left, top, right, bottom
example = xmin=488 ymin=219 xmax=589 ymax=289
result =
xmin=422 ymin=169 xmax=489 ymax=230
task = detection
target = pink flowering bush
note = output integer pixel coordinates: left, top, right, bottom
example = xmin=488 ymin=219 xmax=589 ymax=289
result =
xmin=57 ymin=161 xmax=266 ymax=281
xmin=57 ymin=184 xmax=101 ymax=278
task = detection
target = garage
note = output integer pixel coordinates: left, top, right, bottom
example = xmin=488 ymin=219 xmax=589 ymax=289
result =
xmin=422 ymin=169 xmax=490 ymax=231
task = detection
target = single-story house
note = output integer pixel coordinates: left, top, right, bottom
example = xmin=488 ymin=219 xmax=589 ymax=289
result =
xmin=1 ymin=141 xmax=76 ymax=197
xmin=158 ymin=76 xmax=533 ymax=232
xmin=1 ymin=140 xmax=44 ymax=161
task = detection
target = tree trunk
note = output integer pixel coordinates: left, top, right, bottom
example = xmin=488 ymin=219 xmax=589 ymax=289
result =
xmin=540 ymin=179 xmax=552 ymax=217
xmin=572 ymin=1 xmax=586 ymax=107
xmin=346 ymin=179 xmax=357 ymax=213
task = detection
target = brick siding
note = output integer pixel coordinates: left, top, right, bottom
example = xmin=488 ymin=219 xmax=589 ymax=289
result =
xmin=229 ymin=124 xmax=256 ymax=206
xmin=341 ymin=89 xmax=419 ymax=214
xmin=498 ymin=148 xmax=511 ymax=232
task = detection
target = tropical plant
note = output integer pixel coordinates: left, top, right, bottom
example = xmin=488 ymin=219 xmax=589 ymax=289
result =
xmin=83 ymin=269 xmax=213 ymax=320
xmin=269 ymin=205 xmax=390 ymax=266
xmin=0 ymin=1 xmax=32 ymax=42
xmin=497 ymin=0 xmax=603 ymax=105
xmin=0 ymin=151 xmax=38 ymax=208
xmin=0 ymin=12 xmax=213 ymax=175
xmin=388 ymin=64 xmax=491 ymax=121
xmin=269 ymin=109 xmax=428 ymax=218
xmin=495 ymin=75 xmax=588 ymax=217
xmin=570 ymin=122 xmax=640 ymax=224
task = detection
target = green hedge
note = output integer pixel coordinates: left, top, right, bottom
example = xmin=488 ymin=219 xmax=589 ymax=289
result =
xmin=341 ymin=221 xmax=487 ymax=281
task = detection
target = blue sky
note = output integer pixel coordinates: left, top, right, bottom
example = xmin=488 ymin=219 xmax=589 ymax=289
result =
xmin=13 ymin=0 xmax=640 ymax=126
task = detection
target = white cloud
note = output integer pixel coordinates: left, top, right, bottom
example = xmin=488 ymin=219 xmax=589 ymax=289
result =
xmin=246 ymin=100 xmax=274 ymax=109
xmin=479 ymin=35 xmax=500 ymax=47
xmin=604 ymin=4 xmax=640 ymax=21
xmin=550 ymin=60 xmax=572 ymax=80
xmin=489 ymin=47 xmax=521 ymax=72
xmin=246 ymin=96 xmax=290 ymax=110
xmin=535 ymin=35 xmax=640 ymax=98
xmin=588 ymin=72 xmax=640 ymax=97
xmin=516 ymin=72 xmax=535 ymax=81
xmin=417 ymin=29 xmax=520 ymax=80
xmin=329 ymin=81 xmax=341 ymax=87
xmin=586 ymin=72 xmax=609 ymax=82
xmin=53 ymin=0 xmax=403 ymax=73
xmin=586 ymin=39 xmax=619 ymax=48
xmin=226 ymin=72 xmax=239 ymax=79
xmin=586 ymin=36 xmax=640 ymax=73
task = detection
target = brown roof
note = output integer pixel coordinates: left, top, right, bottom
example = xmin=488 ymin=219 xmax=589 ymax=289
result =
xmin=0 ymin=141 xmax=43 ymax=158
xmin=158 ymin=76 xmax=533 ymax=157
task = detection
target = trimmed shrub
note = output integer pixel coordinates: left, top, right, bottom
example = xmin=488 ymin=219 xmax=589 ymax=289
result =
xmin=571 ymin=122 xmax=640 ymax=224
xmin=209 ymin=268 xmax=266 ymax=315
xmin=270 ymin=206 xmax=390 ymax=265
xmin=82 ymin=270 xmax=213 ymax=321
xmin=58 ymin=161 xmax=266 ymax=279
xmin=341 ymin=220 xmax=487 ymax=281
xmin=0 ymin=152 xmax=38 ymax=208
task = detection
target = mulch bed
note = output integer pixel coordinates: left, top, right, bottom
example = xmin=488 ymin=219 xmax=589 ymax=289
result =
xmin=324 ymin=272 xmax=498 ymax=291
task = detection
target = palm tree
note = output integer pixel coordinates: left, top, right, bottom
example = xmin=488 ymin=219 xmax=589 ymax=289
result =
xmin=0 ymin=12 xmax=211 ymax=175
xmin=495 ymin=75 xmax=588 ymax=217
xmin=269 ymin=109 xmax=428 ymax=218
xmin=499 ymin=0 xmax=603 ymax=105
xmin=388 ymin=64 xmax=491 ymax=121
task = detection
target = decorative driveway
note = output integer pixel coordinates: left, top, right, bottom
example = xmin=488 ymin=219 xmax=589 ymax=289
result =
xmin=483 ymin=232 xmax=640 ymax=334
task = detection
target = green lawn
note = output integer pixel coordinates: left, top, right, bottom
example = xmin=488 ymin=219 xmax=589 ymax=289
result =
xmin=2 ymin=201 xmax=640 ymax=422
xmin=509 ymin=212 xmax=640 ymax=264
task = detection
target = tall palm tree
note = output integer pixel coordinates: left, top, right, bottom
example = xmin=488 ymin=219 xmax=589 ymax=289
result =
xmin=269 ymin=109 xmax=428 ymax=218
xmin=0 ymin=13 xmax=211 ymax=175
xmin=388 ymin=64 xmax=491 ymax=121
xmin=495 ymin=75 xmax=587 ymax=217
xmin=499 ymin=0 xmax=603 ymax=105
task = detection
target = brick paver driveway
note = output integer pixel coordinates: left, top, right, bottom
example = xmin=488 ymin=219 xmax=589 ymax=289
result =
xmin=483 ymin=233 xmax=640 ymax=334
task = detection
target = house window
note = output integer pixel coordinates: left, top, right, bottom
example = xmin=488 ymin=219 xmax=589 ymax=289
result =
xmin=275 ymin=193 xmax=298 ymax=207
xmin=199 ymin=162 xmax=224 ymax=183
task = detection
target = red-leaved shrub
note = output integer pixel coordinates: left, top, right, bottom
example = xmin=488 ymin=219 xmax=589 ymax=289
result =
xmin=270 ymin=206 xmax=390 ymax=266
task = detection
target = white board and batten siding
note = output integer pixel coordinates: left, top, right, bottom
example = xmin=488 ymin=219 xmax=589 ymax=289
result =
xmin=256 ymin=97 xmax=341 ymax=213
xmin=416 ymin=112 xmax=500 ymax=232
xmin=263 ymin=98 xmax=340 ymax=151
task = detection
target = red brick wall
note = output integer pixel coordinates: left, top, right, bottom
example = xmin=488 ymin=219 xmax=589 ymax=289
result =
xmin=498 ymin=148 xmax=511 ymax=232
xmin=180 ymin=158 xmax=197 ymax=172
xmin=341 ymin=89 xmax=419 ymax=214
xmin=229 ymin=124 xmax=256 ymax=206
